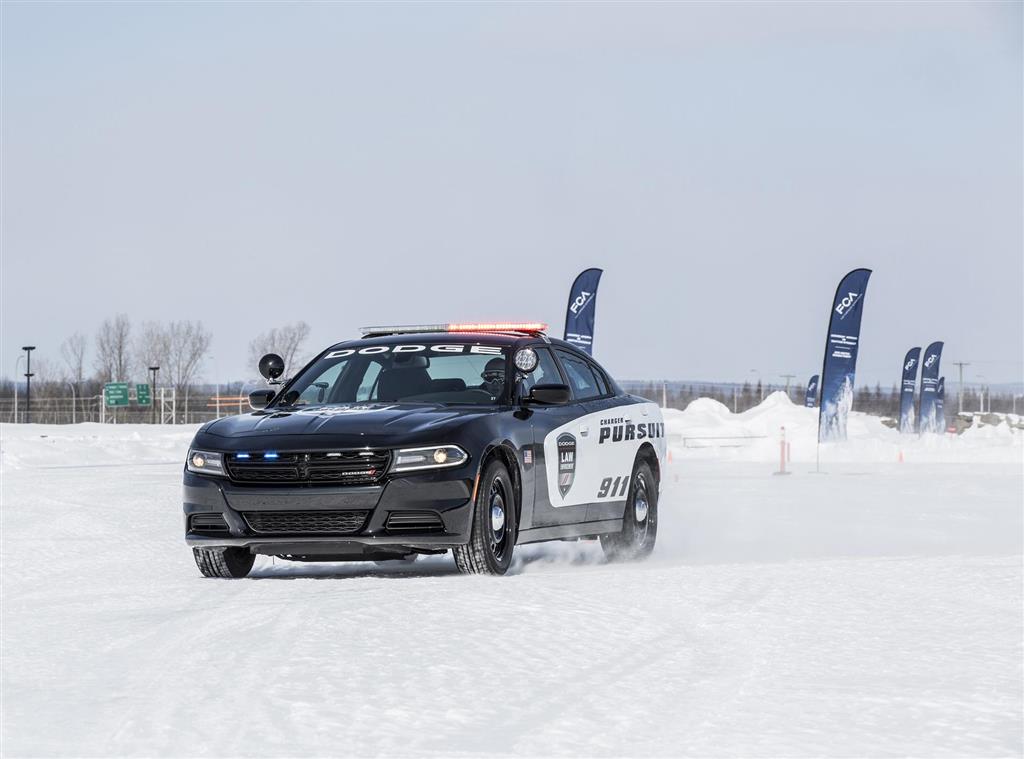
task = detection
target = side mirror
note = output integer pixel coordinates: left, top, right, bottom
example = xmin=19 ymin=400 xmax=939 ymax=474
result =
xmin=248 ymin=389 xmax=275 ymax=410
xmin=258 ymin=353 xmax=285 ymax=382
xmin=526 ymin=383 xmax=571 ymax=405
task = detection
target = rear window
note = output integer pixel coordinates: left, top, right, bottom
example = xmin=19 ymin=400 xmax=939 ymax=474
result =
xmin=555 ymin=350 xmax=604 ymax=401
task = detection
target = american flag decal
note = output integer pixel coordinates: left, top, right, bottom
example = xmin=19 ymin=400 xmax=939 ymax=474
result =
xmin=523 ymin=449 xmax=533 ymax=465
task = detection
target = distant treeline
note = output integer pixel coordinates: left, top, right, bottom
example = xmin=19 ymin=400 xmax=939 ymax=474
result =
xmin=620 ymin=380 xmax=1018 ymax=417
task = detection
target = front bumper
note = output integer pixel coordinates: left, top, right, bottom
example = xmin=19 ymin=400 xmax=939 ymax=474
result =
xmin=183 ymin=467 xmax=475 ymax=555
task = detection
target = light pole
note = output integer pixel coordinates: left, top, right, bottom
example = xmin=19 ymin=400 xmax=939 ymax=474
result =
xmin=149 ymin=366 xmax=160 ymax=424
xmin=977 ymin=375 xmax=986 ymax=413
xmin=65 ymin=381 xmax=77 ymax=424
xmin=22 ymin=346 xmax=35 ymax=424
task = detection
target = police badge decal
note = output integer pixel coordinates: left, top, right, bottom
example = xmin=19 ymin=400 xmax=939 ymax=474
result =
xmin=556 ymin=433 xmax=577 ymax=497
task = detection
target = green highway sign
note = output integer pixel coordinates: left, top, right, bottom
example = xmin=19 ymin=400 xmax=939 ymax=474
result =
xmin=135 ymin=383 xmax=152 ymax=406
xmin=104 ymin=383 xmax=130 ymax=407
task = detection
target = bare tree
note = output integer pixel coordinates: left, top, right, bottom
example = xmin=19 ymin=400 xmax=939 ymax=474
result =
xmin=31 ymin=357 xmax=61 ymax=394
xmin=61 ymin=333 xmax=87 ymax=387
xmin=248 ymin=321 xmax=311 ymax=377
xmin=95 ymin=315 xmax=132 ymax=382
xmin=162 ymin=321 xmax=212 ymax=395
xmin=135 ymin=321 xmax=172 ymax=382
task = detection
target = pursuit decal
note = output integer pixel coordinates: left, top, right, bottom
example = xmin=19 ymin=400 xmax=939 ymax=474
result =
xmin=598 ymin=419 xmax=665 ymax=444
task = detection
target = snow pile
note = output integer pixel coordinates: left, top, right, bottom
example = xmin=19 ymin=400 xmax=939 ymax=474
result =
xmin=664 ymin=391 xmax=1023 ymax=464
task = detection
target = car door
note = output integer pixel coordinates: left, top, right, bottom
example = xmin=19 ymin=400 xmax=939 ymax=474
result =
xmin=575 ymin=358 xmax=650 ymax=522
xmin=522 ymin=347 xmax=590 ymax=527
xmin=552 ymin=350 xmax=644 ymax=523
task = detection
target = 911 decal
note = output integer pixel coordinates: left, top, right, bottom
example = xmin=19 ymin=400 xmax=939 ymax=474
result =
xmin=597 ymin=475 xmax=629 ymax=499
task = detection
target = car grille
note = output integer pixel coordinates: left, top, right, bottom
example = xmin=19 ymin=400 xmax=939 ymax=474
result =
xmin=385 ymin=511 xmax=445 ymax=534
xmin=242 ymin=510 xmax=370 ymax=535
xmin=225 ymin=450 xmax=390 ymax=485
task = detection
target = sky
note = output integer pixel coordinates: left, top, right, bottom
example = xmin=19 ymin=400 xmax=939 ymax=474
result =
xmin=2 ymin=1 xmax=1021 ymax=388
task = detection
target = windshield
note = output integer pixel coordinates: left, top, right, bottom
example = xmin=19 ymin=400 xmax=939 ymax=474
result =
xmin=277 ymin=342 xmax=510 ymax=407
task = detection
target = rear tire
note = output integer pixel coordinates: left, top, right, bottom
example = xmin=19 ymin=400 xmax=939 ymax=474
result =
xmin=454 ymin=459 xmax=517 ymax=575
xmin=193 ymin=546 xmax=255 ymax=578
xmin=600 ymin=459 xmax=658 ymax=562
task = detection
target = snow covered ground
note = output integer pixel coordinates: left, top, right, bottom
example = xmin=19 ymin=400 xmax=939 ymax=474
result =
xmin=2 ymin=398 xmax=1022 ymax=757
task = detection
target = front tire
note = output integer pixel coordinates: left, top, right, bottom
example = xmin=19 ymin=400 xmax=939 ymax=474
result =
xmin=193 ymin=546 xmax=255 ymax=578
xmin=600 ymin=459 xmax=658 ymax=562
xmin=454 ymin=459 xmax=517 ymax=575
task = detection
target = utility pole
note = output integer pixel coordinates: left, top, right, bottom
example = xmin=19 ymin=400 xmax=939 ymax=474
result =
xmin=952 ymin=361 xmax=970 ymax=414
xmin=21 ymin=346 xmax=35 ymax=424
xmin=781 ymin=374 xmax=796 ymax=400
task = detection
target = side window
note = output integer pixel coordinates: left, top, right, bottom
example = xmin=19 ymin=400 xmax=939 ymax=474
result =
xmin=588 ymin=361 xmax=610 ymax=396
xmin=520 ymin=347 xmax=563 ymax=394
xmin=555 ymin=350 xmax=601 ymax=401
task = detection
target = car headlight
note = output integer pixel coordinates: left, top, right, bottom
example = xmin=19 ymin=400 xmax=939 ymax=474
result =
xmin=390 ymin=445 xmax=469 ymax=473
xmin=187 ymin=449 xmax=226 ymax=477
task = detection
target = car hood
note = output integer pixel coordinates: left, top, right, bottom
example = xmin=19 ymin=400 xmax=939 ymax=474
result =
xmin=200 ymin=402 xmax=493 ymax=446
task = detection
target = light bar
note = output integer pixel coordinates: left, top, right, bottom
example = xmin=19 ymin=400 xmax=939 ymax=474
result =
xmin=360 ymin=322 xmax=547 ymax=336
xmin=448 ymin=322 xmax=548 ymax=333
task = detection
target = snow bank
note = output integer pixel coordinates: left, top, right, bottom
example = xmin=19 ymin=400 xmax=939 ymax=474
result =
xmin=0 ymin=422 xmax=198 ymax=471
xmin=1 ymin=415 xmax=1021 ymax=756
xmin=664 ymin=391 xmax=1024 ymax=464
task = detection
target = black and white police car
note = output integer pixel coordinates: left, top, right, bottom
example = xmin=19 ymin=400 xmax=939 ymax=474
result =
xmin=184 ymin=323 xmax=665 ymax=577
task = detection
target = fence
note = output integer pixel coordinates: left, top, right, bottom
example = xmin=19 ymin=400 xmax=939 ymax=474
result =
xmin=0 ymin=394 xmax=252 ymax=425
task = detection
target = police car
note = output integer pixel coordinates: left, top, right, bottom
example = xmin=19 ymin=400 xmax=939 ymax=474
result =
xmin=184 ymin=323 xmax=665 ymax=578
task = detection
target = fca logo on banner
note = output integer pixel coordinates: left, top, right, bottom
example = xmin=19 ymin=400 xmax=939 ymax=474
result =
xmin=569 ymin=291 xmax=594 ymax=315
xmin=834 ymin=291 xmax=862 ymax=319
xmin=905 ymin=358 xmax=917 ymax=371
xmin=925 ymin=354 xmax=937 ymax=367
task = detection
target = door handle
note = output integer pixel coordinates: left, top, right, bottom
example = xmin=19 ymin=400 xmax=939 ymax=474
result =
xmin=580 ymin=425 xmax=589 ymax=437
